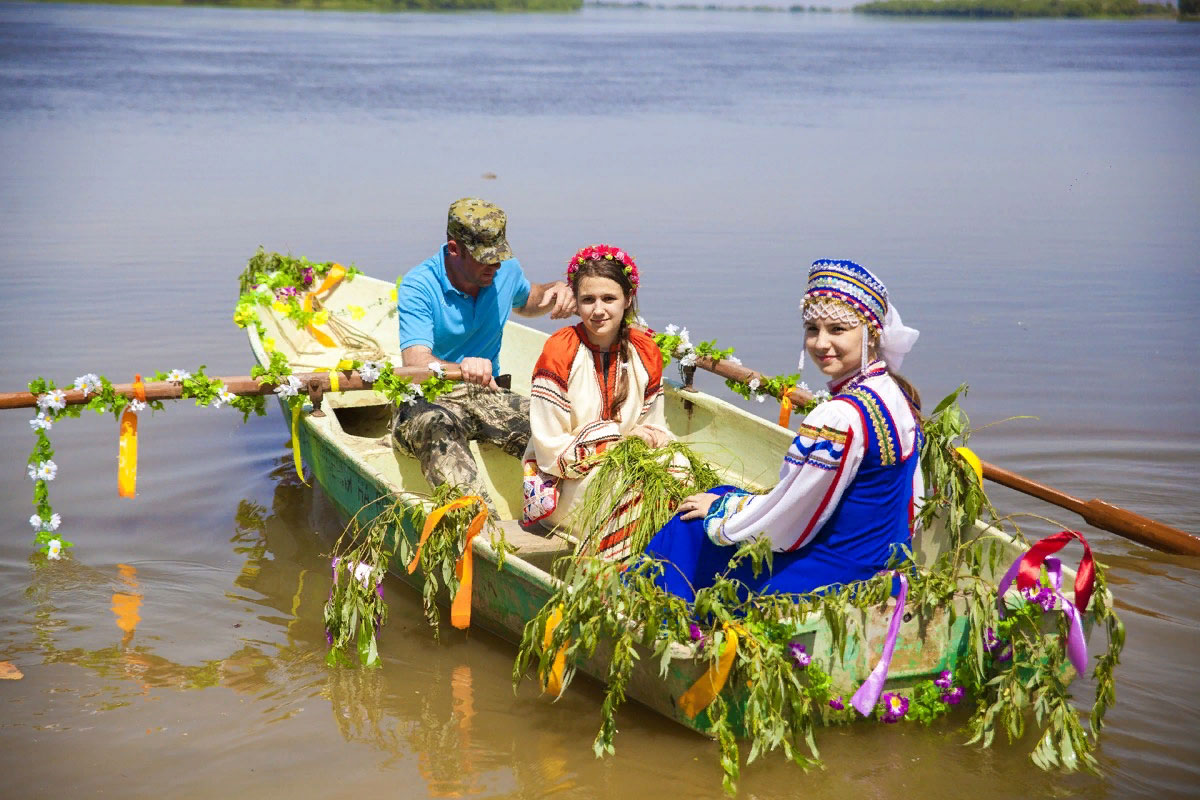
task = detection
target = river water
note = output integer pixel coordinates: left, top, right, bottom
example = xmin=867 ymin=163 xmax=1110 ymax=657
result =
xmin=1 ymin=3 xmax=1197 ymax=797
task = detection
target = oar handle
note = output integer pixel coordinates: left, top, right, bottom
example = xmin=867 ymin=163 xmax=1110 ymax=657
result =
xmin=981 ymin=459 xmax=1200 ymax=556
xmin=0 ymin=366 xmax=464 ymax=410
xmin=688 ymin=351 xmax=1199 ymax=556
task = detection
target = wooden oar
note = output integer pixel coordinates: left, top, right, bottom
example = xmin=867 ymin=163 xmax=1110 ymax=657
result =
xmin=684 ymin=353 xmax=1200 ymax=556
xmin=0 ymin=366 xmax=463 ymax=412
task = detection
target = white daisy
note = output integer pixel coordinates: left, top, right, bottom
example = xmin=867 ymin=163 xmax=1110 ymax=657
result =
xmin=73 ymin=373 xmax=102 ymax=397
xmin=46 ymin=539 xmax=62 ymax=560
xmin=427 ymin=361 xmax=445 ymax=378
xmin=45 ymin=512 xmax=61 ymax=531
xmin=358 ymin=361 xmax=382 ymax=383
xmin=726 ymin=355 xmax=742 ymax=365
xmin=29 ymin=514 xmax=43 ymax=530
xmin=680 ymin=351 xmax=698 ymax=367
xmin=29 ymin=413 xmax=53 ymax=432
xmin=211 ymin=386 xmax=237 ymax=409
xmin=748 ymin=378 xmax=761 ymax=392
xmin=29 ymin=460 xmax=57 ymax=481
xmin=664 ymin=324 xmax=679 ymax=336
xmin=128 ymin=399 xmax=147 ymax=413
xmin=37 ymin=390 xmax=67 ymax=412
xmin=273 ymin=375 xmax=303 ymax=398
xmin=166 ymin=369 xmax=192 ymax=383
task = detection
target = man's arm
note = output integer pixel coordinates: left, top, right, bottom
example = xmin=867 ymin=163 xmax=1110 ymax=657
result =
xmin=515 ymin=280 xmax=576 ymax=319
xmin=400 ymin=345 xmax=496 ymax=390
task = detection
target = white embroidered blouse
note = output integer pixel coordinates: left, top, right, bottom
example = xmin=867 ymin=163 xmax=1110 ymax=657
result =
xmin=525 ymin=324 xmax=669 ymax=480
xmin=703 ymin=362 xmax=923 ymax=550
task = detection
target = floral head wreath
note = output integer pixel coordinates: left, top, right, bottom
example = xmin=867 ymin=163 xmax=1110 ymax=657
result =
xmin=566 ymin=244 xmax=639 ymax=293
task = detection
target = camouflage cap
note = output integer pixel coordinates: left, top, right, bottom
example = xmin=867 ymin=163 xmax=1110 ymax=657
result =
xmin=446 ymin=198 xmax=514 ymax=264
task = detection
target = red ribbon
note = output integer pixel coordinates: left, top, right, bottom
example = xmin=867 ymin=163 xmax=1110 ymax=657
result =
xmin=1015 ymin=530 xmax=1095 ymax=612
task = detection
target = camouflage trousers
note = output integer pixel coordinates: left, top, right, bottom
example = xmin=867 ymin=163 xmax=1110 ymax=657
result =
xmin=391 ymin=384 xmax=530 ymax=512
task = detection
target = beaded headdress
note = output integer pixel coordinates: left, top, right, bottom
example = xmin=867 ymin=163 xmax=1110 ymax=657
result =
xmin=566 ymin=244 xmax=639 ymax=294
xmin=799 ymin=259 xmax=919 ymax=375
xmin=802 ymin=259 xmax=888 ymax=334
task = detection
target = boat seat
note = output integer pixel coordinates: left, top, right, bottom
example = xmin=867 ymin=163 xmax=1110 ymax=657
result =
xmin=493 ymin=519 xmax=573 ymax=572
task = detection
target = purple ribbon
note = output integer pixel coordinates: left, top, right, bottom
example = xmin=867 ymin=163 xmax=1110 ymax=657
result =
xmin=997 ymin=554 xmax=1087 ymax=675
xmin=851 ymin=572 xmax=908 ymax=717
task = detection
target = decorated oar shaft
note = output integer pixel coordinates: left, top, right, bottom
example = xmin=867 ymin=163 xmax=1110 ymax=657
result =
xmin=0 ymin=366 xmax=464 ymax=411
xmin=979 ymin=460 xmax=1200 ymax=556
xmin=687 ymin=354 xmax=815 ymax=406
xmin=689 ymin=353 xmax=1199 ymax=555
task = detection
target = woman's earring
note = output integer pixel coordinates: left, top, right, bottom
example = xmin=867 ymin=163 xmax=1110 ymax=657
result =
xmin=861 ymin=329 xmax=869 ymax=374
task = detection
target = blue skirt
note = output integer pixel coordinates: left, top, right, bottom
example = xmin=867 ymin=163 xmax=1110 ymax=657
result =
xmin=642 ymin=486 xmax=899 ymax=603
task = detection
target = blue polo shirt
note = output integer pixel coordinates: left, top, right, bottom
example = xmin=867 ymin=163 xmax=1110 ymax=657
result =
xmin=397 ymin=244 xmax=532 ymax=376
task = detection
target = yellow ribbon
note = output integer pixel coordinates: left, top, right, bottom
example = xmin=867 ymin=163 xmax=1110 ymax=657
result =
xmin=955 ymin=446 xmax=984 ymax=488
xmin=542 ymin=605 xmax=568 ymax=697
xmin=677 ymin=624 xmax=740 ymax=719
xmin=117 ymin=375 xmax=146 ymax=498
xmin=302 ymin=264 xmax=346 ymax=348
xmin=315 ymin=359 xmax=354 ymax=394
xmin=291 ymin=402 xmax=308 ymax=485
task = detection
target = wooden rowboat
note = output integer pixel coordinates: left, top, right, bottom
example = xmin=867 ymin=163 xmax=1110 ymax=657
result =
xmin=247 ymin=272 xmax=1093 ymax=735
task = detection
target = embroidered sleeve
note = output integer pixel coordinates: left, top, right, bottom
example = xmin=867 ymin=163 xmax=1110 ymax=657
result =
xmin=703 ymin=400 xmax=865 ymax=550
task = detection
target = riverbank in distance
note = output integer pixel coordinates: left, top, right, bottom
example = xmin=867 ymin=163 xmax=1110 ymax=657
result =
xmin=587 ymin=0 xmax=1179 ymax=17
xmin=854 ymin=0 xmax=1177 ymax=18
xmin=20 ymin=0 xmax=583 ymax=11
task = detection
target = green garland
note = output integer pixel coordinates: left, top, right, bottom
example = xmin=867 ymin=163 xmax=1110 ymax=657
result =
xmin=651 ymin=325 xmax=826 ymax=414
xmin=23 ymin=371 xmax=267 ymax=560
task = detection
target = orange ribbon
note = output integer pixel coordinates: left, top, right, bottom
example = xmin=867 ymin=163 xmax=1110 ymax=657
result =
xmin=117 ymin=375 xmax=147 ymax=498
xmin=541 ymin=605 xmax=569 ymax=697
xmin=303 ymin=263 xmax=346 ymax=348
xmin=778 ymin=390 xmax=794 ymax=429
xmin=451 ymin=508 xmax=490 ymax=630
xmin=677 ymin=624 xmax=739 ymax=719
xmin=407 ymin=496 xmax=489 ymax=629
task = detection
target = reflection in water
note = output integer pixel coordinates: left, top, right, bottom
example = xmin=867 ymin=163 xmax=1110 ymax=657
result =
xmin=111 ymin=563 xmax=142 ymax=648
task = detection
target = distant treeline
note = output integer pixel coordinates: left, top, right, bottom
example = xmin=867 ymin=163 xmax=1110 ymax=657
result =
xmin=588 ymin=1 xmax=834 ymax=10
xmin=35 ymin=0 xmax=583 ymax=10
xmin=854 ymin=0 xmax=1176 ymax=16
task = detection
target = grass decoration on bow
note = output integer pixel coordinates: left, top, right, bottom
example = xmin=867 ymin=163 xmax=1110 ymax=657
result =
xmin=234 ymin=248 xmax=363 ymax=336
xmin=510 ymin=387 xmax=1124 ymax=796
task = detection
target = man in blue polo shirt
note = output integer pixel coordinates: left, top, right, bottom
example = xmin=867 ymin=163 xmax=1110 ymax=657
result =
xmin=393 ymin=197 xmax=574 ymax=510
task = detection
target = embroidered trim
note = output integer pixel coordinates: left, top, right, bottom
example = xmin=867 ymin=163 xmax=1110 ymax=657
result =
xmin=795 ymin=423 xmax=848 ymax=446
xmin=531 ymin=381 xmax=571 ymax=413
xmin=533 ymin=367 xmax=569 ymax=391
xmin=787 ymin=424 xmax=857 ymax=551
xmin=840 ymin=386 xmax=899 ymax=467
xmin=557 ymin=418 xmax=620 ymax=478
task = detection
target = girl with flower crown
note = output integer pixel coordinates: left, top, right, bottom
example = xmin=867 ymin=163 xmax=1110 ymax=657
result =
xmin=522 ymin=245 xmax=684 ymax=561
xmin=644 ymin=259 xmax=924 ymax=599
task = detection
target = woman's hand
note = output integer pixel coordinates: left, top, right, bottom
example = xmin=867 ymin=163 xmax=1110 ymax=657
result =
xmin=630 ymin=425 xmax=669 ymax=448
xmin=677 ymin=492 xmax=719 ymax=521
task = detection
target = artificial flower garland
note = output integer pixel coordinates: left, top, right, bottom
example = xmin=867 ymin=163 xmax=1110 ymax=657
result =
xmin=566 ymin=244 xmax=640 ymax=292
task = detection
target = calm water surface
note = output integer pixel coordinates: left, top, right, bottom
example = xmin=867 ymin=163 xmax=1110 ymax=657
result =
xmin=1 ymin=4 xmax=1198 ymax=798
